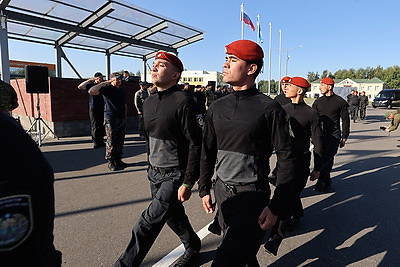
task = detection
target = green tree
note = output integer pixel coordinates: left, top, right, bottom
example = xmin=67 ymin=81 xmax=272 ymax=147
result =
xmin=321 ymin=70 xmax=332 ymax=78
xmin=258 ymin=79 xmax=279 ymax=94
xmin=384 ymin=65 xmax=400 ymax=88
xmin=258 ymin=80 xmax=267 ymax=93
xmin=217 ymin=73 xmax=224 ymax=85
xmin=334 ymin=69 xmax=346 ymax=79
xmin=355 ymin=68 xmax=367 ymax=79
xmin=373 ymin=65 xmax=384 ymax=80
xmin=311 ymin=65 xmax=400 ymax=89
xmin=347 ymin=68 xmax=356 ymax=79
xmin=365 ymin=67 xmax=374 ymax=79
xmin=307 ymin=72 xmax=319 ymax=82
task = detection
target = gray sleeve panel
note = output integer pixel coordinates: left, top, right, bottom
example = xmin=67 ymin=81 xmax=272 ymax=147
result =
xmin=215 ymin=150 xmax=258 ymax=185
xmin=148 ymin=136 xmax=179 ymax=167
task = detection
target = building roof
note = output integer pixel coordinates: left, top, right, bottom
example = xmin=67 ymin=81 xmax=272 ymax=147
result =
xmin=311 ymin=77 xmax=384 ymax=84
xmin=4 ymin=0 xmax=204 ymax=59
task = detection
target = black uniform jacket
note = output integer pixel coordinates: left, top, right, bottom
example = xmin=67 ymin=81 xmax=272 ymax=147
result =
xmin=0 ymin=112 xmax=60 ymax=266
xmin=143 ymin=85 xmax=203 ymax=187
xmin=199 ymin=86 xmax=296 ymax=216
xmin=312 ymin=94 xmax=350 ymax=139
xmin=99 ymin=84 xmax=126 ymax=120
xmin=282 ymin=101 xmax=323 ymax=170
xmin=274 ymin=93 xmax=291 ymax=106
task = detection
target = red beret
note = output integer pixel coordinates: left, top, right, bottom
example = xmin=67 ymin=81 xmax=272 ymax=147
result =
xmin=281 ymin=76 xmax=291 ymax=83
xmin=321 ymin=77 xmax=335 ymax=85
xmin=225 ymin=40 xmax=264 ymax=61
xmin=289 ymin=77 xmax=310 ymax=88
xmin=155 ymin=51 xmax=184 ymax=72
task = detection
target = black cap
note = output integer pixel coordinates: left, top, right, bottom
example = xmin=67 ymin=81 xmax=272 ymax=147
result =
xmin=139 ymin=81 xmax=148 ymax=86
xmin=110 ymin=72 xmax=122 ymax=79
xmin=94 ymin=72 xmax=104 ymax=78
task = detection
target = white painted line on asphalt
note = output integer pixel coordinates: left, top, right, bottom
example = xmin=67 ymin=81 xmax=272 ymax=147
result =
xmin=152 ymin=222 xmax=212 ymax=267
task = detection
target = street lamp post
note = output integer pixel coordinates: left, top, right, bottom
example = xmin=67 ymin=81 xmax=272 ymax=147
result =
xmin=284 ymin=45 xmax=302 ymax=76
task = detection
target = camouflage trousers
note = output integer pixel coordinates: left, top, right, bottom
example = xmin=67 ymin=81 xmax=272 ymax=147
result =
xmin=104 ymin=118 xmax=126 ymax=161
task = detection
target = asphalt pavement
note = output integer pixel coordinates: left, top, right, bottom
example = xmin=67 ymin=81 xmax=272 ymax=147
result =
xmin=40 ymin=107 xmax=400 ymax=267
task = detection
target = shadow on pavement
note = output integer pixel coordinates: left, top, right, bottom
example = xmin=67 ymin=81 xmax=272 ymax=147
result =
xmin=43 ymin=138 xmax=147 ymax=173
xmin=267 ymin=155 xmax=400 ymax=266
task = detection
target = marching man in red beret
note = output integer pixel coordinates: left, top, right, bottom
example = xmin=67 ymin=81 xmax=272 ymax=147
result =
xmin=312 ymin=77 xmax=350 ymax=192
xmin=114 ymin=51 xmax=203 ymax=267
xmin=264 ymin=77 xmax=323 ymax=255
xmin=198 ymin=40 xmax=296 ymax=266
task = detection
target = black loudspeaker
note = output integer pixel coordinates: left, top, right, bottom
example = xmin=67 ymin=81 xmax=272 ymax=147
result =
xmin=25 ymin=65 xmax=49 ymax=93
xmin=207 ymin=81 xmax=216 ymax=88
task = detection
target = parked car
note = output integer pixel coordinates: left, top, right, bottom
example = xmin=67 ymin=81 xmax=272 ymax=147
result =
xmin=372 ymin=89 xmax=400 ymax=109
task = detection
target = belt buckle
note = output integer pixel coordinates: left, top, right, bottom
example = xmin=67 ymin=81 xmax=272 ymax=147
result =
xmin=225 ymin=184 xmax=237 ymax=195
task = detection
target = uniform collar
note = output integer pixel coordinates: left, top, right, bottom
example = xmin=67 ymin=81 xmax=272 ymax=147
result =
xmin=288 ymin=101 xmax=306 ymax=107
xmin=323 ymin=92 xmax=335 ymax=98
xmin=232 ymin=85 xmax=259 ymax=96
xmin=157 ymin=85 xmax=179 ymax=98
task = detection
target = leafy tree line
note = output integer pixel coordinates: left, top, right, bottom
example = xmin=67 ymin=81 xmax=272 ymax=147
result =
xmin=258 ymin=80 xmax=280 ymax=94
xmin=306 ymin=65 xmax=400 ymax=89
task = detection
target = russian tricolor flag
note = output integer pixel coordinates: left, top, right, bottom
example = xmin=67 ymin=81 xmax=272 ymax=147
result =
xmin=241 ymin=10 xmax=255 ymax=31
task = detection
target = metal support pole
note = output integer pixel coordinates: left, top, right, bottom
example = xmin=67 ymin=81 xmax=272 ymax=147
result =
xmin=286 ymin=50 xmax=289 ymax=76
xmin=106 ymin=53 xmax=111 ymax=79
xmin=285 ymin=45 xmax=302 ymax=77
xmin=142 ymin=59 xmax=147 ymax=82
xmin=0 ymin=14 xmax=10 ymax=82
xmin=268 ymin=23 xmax=272 ymax=95
xmin=55 ymin=45 xmax=62 ymax=78
xmin=278 ymin=30 xmax=282 ymax=94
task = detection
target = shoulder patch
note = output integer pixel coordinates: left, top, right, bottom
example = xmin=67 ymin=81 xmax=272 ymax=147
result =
xmin=0 ymin=195 xmax=33 ymax=252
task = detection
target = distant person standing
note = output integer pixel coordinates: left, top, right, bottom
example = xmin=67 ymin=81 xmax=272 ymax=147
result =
xmin=274 ymin=76 xmax=291 ymax=106
xmin=269 ymin=76 xmax=291 ymax=185
xmin=312 ymin=77 xmax=350 ymax=192
xmin=204 ymin=84 xmax=216 ymax=109
xmin=359 ymin=91 xmax=368 ymax=120
xmin=134 ymin=81 xmax=150 ymax=138
xmin=349 ymin=90 xmax=360 ymax=122
xmin=122 ymin=71 xmax=130 ymax=82
xmin=114 ymin=52 xmax=202 ymax=267
xmin=78 ymin=72 xmax=106 ymax=148
xmin=346 ymin=89 xmax=354 ymax=115
xmin=264 ymin=77 xmax=323 ymax=256
xmin=346 ymin=89 xmax=354 ymax=104
xmin=193 ymin=85 xmax=206 ymax=114
xmin=89 ymin=72 xmax=127 ymax=171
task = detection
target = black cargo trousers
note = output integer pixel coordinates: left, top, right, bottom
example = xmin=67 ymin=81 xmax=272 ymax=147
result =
xmin=212 ymin=178 xmax=270 ymax=267
xmin=114 ymin=167 xmax=200 ymax=267
xmin=89 ymin=106 xmax=105 ymax=146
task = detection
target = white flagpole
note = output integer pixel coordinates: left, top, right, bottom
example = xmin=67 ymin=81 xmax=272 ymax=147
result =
xmin=268 ymin=22 xmax=272 ymax=96
xmin=241 ymin=3 xmax=244 ymax=39
xmin=256 ymin=15 xmax=260 ymax=44
xmin=278 ymin=29 xmax=282 ymax=94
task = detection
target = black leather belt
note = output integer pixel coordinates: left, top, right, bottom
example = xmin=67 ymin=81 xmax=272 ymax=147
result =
xmin=219 ymin=178 xmax=268 ymax=195
xmin=150 ymin=165 xmax=180 ymax=175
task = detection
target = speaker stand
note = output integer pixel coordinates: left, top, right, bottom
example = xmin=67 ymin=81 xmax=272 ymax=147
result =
xmin=26 ymin=93 xmax=58 ymax=146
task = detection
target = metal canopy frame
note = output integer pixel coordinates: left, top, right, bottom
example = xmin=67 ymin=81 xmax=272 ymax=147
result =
xmin=0 ymin=0 xmax=204 ymax=81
